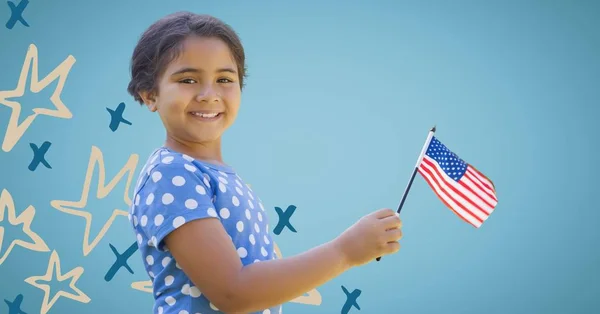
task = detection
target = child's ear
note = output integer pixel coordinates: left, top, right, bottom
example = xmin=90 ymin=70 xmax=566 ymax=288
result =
xmin=139 ymin=91 xmax=158 ymax=112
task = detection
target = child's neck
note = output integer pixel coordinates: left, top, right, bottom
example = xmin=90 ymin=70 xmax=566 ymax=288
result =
xmin=164 ymin=136 xmax=226 ymax=166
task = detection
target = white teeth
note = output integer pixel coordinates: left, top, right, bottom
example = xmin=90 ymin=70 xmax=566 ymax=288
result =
xmin=192 ymin=112 xmax=219 ymax=118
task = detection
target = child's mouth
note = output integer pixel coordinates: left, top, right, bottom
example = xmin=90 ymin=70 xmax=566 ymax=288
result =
xmin=189 ymin=112 xmax=223 ymax=121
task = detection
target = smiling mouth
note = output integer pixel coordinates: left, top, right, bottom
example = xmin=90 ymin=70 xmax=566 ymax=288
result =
xmin=188 ymin=111 xmax=223 ymax=121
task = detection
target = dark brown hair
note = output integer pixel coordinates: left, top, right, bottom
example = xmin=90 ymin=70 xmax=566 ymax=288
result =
xmin=127 ymin=11 xmax=247 ymax=104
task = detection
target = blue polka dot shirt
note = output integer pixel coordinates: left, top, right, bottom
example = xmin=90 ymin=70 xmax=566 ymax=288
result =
xmin=129 ymin=147 xmax=282 ymax=314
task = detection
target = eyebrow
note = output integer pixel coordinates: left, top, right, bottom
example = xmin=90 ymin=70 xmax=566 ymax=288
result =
xmin=170 ymin=67 xmax=237 ymax=76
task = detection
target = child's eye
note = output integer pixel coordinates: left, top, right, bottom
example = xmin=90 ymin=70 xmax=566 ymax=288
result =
xmin=217 ymin=78 xmax=234 ymax=83
xmin=179 ymin=78 xmax=197 ymax=84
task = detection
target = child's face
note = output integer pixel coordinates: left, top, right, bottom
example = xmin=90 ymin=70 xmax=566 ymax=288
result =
xmin=143 ymin=36 xmax=241 ymax=146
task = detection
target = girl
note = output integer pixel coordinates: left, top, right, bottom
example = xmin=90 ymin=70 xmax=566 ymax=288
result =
xmin=127 ymin=11 xmax=403 ymax=314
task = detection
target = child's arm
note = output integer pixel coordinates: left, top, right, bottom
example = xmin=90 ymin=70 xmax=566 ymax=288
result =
xmin=166 ymin=208 xmax=401 ymax=313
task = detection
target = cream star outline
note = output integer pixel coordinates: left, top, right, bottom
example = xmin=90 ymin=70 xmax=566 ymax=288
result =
xmin=24 ymin=250 xmax=90 ymax=314
xmin=0 ymin=43 xmax=76 ymax=152
xmin=130 ymin=242 xmax=322 ymax=306
xmin=0 ymin=188 xmax=50 ymax=265
xmin=50 ymin=145 xmax=139 ymax=256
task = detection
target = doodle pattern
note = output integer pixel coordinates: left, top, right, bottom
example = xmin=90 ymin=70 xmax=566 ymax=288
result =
xmin=4 ymin=294 xmax=27 ymax=314
xmin=24 ymin=250 xmax=90 ymax=314
xmin=5 ymin=0 xmax=29 ymax=29
xmin=50 ymin=146 xmax=139 ymax=256
xmin=273 ymin=205 xmax=298 ymax=235
xmin=106 ymin=102 xmax=132 ymax=132
xmin=28 ymin=141 xmax=52 ymax=171
xmin=0 ymin=189 xmax=49 ymax=265
xmin=0 ymin=43 xmax=75 ymax=152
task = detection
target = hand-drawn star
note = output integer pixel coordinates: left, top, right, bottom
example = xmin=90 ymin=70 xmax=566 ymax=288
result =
xmin=0 ymin=43 xmax=76 ymax=152
xmin=24 ymin=250 xmax=90 ymax=314
xmin=50 ymin=145 xmax=139 ymax=256
xmin=0 ymin=188 xmax=50 ymax=265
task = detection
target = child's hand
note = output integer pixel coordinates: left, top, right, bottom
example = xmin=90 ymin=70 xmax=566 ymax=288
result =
xmin=335 ymin=208 xmax=403 ymax=267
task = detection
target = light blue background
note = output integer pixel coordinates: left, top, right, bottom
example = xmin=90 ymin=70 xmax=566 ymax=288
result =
xmin=1 ymin=0 xmax=599 ymax=313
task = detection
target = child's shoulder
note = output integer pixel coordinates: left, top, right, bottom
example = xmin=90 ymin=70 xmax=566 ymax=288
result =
xmin=135 ymin=147 xmax=212 ymax=193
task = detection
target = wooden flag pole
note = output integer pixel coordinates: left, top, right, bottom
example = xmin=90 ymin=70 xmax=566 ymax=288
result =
xmin=376 ymin=125 xmax=437 ymax=262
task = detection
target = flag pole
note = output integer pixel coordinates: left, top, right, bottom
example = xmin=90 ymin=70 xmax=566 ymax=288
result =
xmin=376 ymin=125 xmax=437 ymax=262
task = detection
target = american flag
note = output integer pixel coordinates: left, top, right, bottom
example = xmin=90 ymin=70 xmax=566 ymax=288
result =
xmin=417 ymin=136 xmax=498 ymax=228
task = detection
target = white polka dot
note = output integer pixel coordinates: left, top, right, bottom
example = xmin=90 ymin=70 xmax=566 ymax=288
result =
xmin=173 ymin=216 xmax=186 ymax=228
xmin=149 ymin=271 xmax=155 ymax=278
xmin=263 ymin=310 xmax=271 ymax=314
xmin=203 ymin=176 xmax=211 ymax=187
xmin=162 ymin=256 xmax=171 ymax=267
xmin=235 ymin=179 xmax=242 ymax=187
xmin=237 ymin=247 xmax=248 ymax=258
xmin=255 ymin=223 xmax=260 ymax=233
xmin=195 ymin=185 xmax=206 ymax=195
xmin=261 ymin=247 xmax=268 ymax=256
xmin=232 ymin=196 xmax=240 ymax=207
xmin=151 ymin=171 xmax=162 ymax=182
xmin=220 ymin=208 xmax=230 ymax=219
xmin=236 ymin=221 xmax=244 ymax=232
xmin=162 ymin=156 xmax=174 ymax=164
xmin=254 ymin=259 xmax=260 ymax=263
xmin=140 ymin=215 xmax=148 ymax=226
xmin=165 ymin=275 xmax=175 ymax=286
xmin=172 ymin=176 xmax=186 ymax=186
xmin=151 ymin=236 xmax=157 ymax=247
xmin=158 ymin=306 xmax=163 ymax=314
xmin=135 ymin=194 xmax=140 ymax=205
xmin=218 ymin=171 xmax=228 ymax=177
xmin=259 ymin=202 xmax=265 ymax=211
xmin=176 ymin=262 xmax=182 ymax=269
xmin=184 ymin=164 xmax=196 ymax=172
xmin=264 ymin=235 xmax=270 ymax=244
xmin=182 ymin=154 xmax=194 ymax=162
xmin=190 ymin=286 xmax=201 ymax=298
xmin=146 ymin=255 xmax=154 ymax=265
xmin=245 ymin=209 xmax=251 ymax=220
xmin=181 ymin=284 xmax=190 ymax=295
xmin=219 ymin=182 xmax=227 ymax=193
xmin=155 ymin=214 xmax=164 ymax=226
xmin=162 ymin=193 xmax=174 ymax=205
xmin=249 ymin=234 xmax=256 ymax=245
xmin=179 ymin=310 xmax=189 ymax=314
xmin=218 ymin=176 xmax=228 ymax=184
xmin=133 ymin=215 xmax=138 ymax=227
xmin=210 ymin=303 xmax=219 ymax=311
xmin=146 ymin=193 xmax=155 ymax=205
xmin=136 ymin=234 xmax=142 ymax=245
xmin=185 ymin=199 xmax=198 ymax=209
xmin=207 ymin=208 xmax=218 ymax=217
xmin=248 ymin=191 xmax=254 ymax=200
xmin=165 ymin=296 xmax=176 ymax=306
xmin=235 ymin=187 xmax=244 ymax=195
xmin=248 ymin=200 xmax=254 ymax=209
xmin=258 ymin=212 xmax=263 ymax=222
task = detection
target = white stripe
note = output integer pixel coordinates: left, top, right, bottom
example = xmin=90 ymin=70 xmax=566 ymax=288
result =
xmin=466 ymin=168 xmax=496 ymax=198
xmin=420 ymin=160 xmax=489 ymax=222
xmin=461 ymin=175 xmax=498 ymax=208
xmin=418 ymin=165 xmax=482 ymax=228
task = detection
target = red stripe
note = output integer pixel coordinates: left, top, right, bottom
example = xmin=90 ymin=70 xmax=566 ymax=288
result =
xmin=457 ymin=180 xmax=494 ymax=212
xmin=464 ymin=170 xmax=497 ymax=202
xmin=422 ymin=158 xmax=490 ymax=218
xmin=468 ymin=165 xmax=495 ymax=192
xmin=417 ymin=168 xmax=477 ymax=227
xmin=418 ymin=163 xmax=483 ymax=224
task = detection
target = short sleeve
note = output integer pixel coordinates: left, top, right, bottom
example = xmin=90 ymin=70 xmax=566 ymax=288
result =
xmin=135 ymin=159 xmax=219 ymax=251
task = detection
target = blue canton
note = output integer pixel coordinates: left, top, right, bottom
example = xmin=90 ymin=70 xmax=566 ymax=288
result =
xmin=425 ymin=137 xmax=467 ymax=181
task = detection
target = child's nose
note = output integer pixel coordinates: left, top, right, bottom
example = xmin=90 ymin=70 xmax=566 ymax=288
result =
xmin=195 ymin=84 xmax=220 ymax=103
